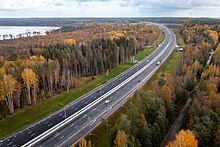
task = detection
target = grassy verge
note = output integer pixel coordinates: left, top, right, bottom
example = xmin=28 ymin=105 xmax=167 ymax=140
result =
xmin=152 ymin=32 xmax=165 ymax=46
xmin=172 ymin=28 xmax=185 ymax=47
xmin=162 ymin=51 xmax=181 ymax=74
xmin=135 ymin=48 xmax=154 ymax=61
xmin=0 ymin=45 xmax=155 ymax=139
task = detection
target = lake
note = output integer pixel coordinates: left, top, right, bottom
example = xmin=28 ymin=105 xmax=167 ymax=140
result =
xmin=0 ymin=26 xmax=60 ymax=40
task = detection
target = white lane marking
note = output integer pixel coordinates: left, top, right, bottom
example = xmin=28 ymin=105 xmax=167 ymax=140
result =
xmin=60 ymin=136 xmax=64 ymax=140
xmin=59 ymin=113 xmax=62 ymax=116
xmin=7 ymin=142 xmax=13 ymax=146
xmin=45 ymin=121 xmax=49 ymax=125
xmin=28 ymin=131 xmax=33 ymax=134
xmin=12 ymin=145 xmax=16 ymax=147
xmin=74 ymin=108 xmax=78 ymax=111
xmin=31 ymin=133 xmax=36 ymax=137
xmin=75 ymin=125 xmax=78 ymax=129
xmin=82 ymin=114 xmax=87 ymax=119
xmin=55 ymin=133 xmax=60 ymax=137
xmin=71 ymin=106 xmax=75 ymax=109
xmin=48 ymin=123 xmax=53 ymax=127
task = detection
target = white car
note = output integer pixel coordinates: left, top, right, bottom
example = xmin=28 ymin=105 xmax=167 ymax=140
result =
xmin=104 ymin=100 xmax=110 ymax=104
xmin=156 ymin=61 xmax=161 ymax=66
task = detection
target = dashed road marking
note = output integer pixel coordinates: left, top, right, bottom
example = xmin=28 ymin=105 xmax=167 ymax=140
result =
xmin=31 ymin=133 xmax=36 ymax=137
xmin=7 ymin=142 xmax=13 ymax=146
xmin=60 ymin=136 xmax=64 ymax=140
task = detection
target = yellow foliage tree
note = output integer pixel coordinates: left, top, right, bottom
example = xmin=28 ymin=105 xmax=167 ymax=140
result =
xmin=114 ymin=130 xmax=128 ymax=147
xmin=2 ymin=74 xmax=17 ymax=114
xmin=22 ymin=68 xmax=38 ymax=104
xmin=79 ymin=138 xmax=87 ymax=147
xmin=161 ymin=84 xmax=172 ymax=103
xmin=192 ymin=60 xmax=200 ymax=73
xmin=167 ymin=130 xmax=198 ymax=147
xmin=64 ymin=38 xmax=76 ymax=46
xmin=206 ymin=82 xmax=217 ymax=94
xmin=78 ymin=138 xmax=92 ymax=147
xmin=0 ymin=81 xmax=6 ymax=101
xmin=29 ymin=55 xmax=45 ymax=65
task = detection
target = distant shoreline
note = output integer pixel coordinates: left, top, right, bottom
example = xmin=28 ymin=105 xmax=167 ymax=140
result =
xmin=0 ymin=26 xmax=60 ymax=40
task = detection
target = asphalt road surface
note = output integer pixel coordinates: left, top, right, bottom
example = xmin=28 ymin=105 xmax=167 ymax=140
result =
xmin=0 ymin=23 xmax=176 ymax=147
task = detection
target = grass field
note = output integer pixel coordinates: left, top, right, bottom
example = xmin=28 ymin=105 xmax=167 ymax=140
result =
xmin=0 ymin=41 xmax=156 ymax=139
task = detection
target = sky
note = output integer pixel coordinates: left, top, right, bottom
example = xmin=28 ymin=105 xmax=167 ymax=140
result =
xmin=0 ymin=0 xmax=219 ymax=18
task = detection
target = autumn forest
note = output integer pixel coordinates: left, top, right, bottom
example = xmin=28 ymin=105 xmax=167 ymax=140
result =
xmin=0 ymin=18 xmax=220 ymax=147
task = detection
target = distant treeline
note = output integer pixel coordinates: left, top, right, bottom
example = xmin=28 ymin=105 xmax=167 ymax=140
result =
xmin=0 ymin=18 xmax=219 ymax=27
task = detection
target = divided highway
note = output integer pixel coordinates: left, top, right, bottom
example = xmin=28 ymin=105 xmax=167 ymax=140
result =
xmin=0 ymin=23 xmax=176 ymax=147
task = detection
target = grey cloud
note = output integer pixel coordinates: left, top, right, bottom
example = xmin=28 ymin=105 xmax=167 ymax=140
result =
xmin=120 ymin=0 xmax=220 ymax=10
xmin=55 ymin=3 xmax=64 ymax=6
xmin=68 ymin=0 xmax=109 ymax=2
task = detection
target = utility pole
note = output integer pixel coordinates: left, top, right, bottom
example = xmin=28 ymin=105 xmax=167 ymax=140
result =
xmin=60 ymin=103 xmax=67 ymax=119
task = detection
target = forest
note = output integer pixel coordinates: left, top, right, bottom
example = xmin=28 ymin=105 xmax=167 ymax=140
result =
xmin=91 ymin=21 xmax=220 ymax=147
xmin=0 ymin=23 xmax=161 ymax=119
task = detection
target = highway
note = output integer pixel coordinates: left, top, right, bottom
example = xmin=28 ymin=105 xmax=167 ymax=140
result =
xmin=0 ymin=23 xmax=176 ymax=147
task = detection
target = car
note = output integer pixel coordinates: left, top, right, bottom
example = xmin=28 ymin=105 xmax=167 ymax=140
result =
xmin=146 ymin=59 xmax=149 ymax=62
xmin=156 ymin=60 xmax=161 ymax=66
xmin=138 ymin=79 xmax=141 ymax=82
xmin=157 ymin=44 xmax=161 ymax=47
xmin=104 ymin=100 xmax=110 ymax=104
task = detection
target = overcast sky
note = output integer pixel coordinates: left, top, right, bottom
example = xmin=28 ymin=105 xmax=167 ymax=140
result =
xmin=0 ymin=0 xmax=219 ymax=18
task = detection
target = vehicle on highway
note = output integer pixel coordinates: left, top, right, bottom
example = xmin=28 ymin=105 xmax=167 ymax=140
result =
xmin=104 ymin=100 xmax=110 ymax=104
xmin=156 ymin=60 xmax=161 ymax=66
xmin=146 ymin=59 xmax=149 ymax=62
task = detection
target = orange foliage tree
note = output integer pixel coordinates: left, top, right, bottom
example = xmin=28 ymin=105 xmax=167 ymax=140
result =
xmin=167 ymin=130 xmax=198 ymax=147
